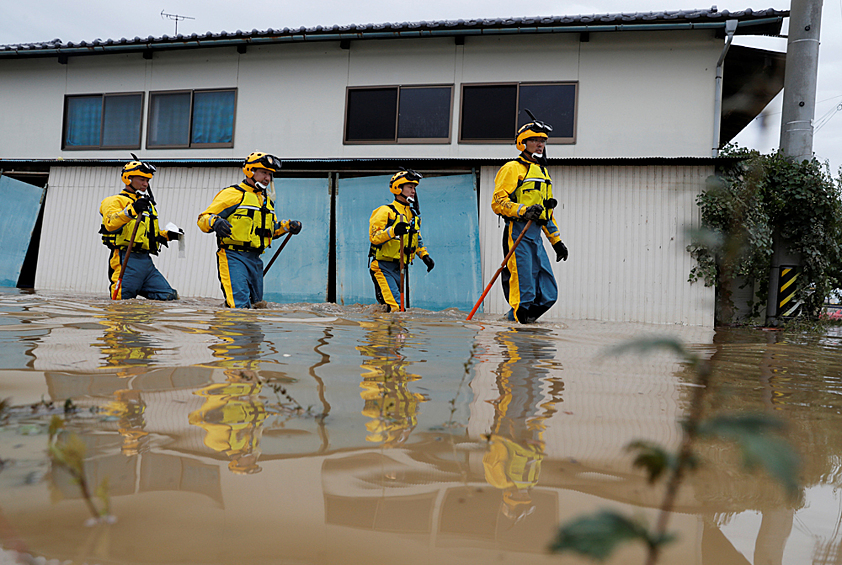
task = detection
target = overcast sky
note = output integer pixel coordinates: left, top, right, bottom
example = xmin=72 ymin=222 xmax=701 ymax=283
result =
xmin=3 ymin=1 xmax=841 ymax=175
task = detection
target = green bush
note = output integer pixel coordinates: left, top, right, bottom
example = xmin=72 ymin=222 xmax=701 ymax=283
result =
xmin=687 ymin=146 xmax=842 ymax=322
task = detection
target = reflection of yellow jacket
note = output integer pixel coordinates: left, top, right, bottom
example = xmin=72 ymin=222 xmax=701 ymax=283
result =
xmin=368 ymin=200 xmax=429 ymax=263
xmin=483 ymin=435 xmax=543 ymax=491
xmin=189 ymin=381 xmax=266 ymax=455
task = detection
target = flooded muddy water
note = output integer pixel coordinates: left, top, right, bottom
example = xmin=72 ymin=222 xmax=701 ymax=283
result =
xmin=1 ymin=288 xmax=841 ymax=565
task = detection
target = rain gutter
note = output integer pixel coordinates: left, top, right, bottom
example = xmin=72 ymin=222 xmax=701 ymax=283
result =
xmin=0 ymin=17 xmax=784 ymax=58
xmin=712 ymin=19 xmax=739 ymax=157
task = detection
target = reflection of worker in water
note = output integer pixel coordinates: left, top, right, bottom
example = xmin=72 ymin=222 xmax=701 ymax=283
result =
xmin=482 ymin=327 xmax=563 ymax=522
xmin=357 ymin=320 xmax=427 ymax=447
xmin=188 ymin=313 xmax=269 ymax=474
xmin=97 ymin=307 xmax=161 ymax=454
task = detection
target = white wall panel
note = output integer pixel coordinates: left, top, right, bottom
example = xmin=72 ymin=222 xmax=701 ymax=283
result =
xmin=36 ymin=166 xmax=240 ymax=298
xmin=478 ymin=164 xmax=715 ymax=326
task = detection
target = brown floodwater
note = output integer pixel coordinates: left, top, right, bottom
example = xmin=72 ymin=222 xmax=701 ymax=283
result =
xmin=0 ymin=288 xmax=841 ymax=565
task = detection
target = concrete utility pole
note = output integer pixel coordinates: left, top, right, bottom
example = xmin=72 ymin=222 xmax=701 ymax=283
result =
xmin=766 ymin=0 xmax=823 ymax=325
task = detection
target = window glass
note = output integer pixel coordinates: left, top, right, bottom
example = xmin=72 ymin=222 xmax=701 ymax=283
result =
xmin=192 ymin=90 xmax=236 ymax=145
xmin=64 ymin=96 xmax=102 ymax=147
xmin=148 ymin=92 xmax=191 ymax=147
xmin=460 ymin=85 xmax=517 ymax=141
xmin=345 ymin=88 xmax=398 ymax=142
xmin=398 ymin=87 xmax=451 ymax=140
xmin=518 ymin=84 xmax=576 ymax=140
xmin=102 ymin=94 xmax=142 ymax=147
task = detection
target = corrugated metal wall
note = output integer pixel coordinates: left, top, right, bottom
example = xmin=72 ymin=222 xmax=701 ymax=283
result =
xmin=478 ymin=164 xmax=715 ymax=326
xmin=39 ymin=164 xmax=715 ymax=325
xmin=38 ymin=166 xmax=242 ymax=298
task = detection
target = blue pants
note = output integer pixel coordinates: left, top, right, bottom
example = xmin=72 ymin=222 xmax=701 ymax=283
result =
xmin=217 ymin=248 xmax=265 ymax=308
xmin=501 ymin=220 xmax=557 ymax=323
xmin=370 ymin=259 xmax=402 ymax=311
xmin=109 ymin=249 xmax=177 ymax=300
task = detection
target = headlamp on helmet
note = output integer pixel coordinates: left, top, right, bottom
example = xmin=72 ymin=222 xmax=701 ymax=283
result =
xmin=389 ymin=169 xmax=423 ymax=195
xmin=121 ymin=160 xmax=156 ymax=186
xmin=243 ymin=152 xmax=282 ymax=179
xmin=516 ymin=120 xmax=553 ymax=152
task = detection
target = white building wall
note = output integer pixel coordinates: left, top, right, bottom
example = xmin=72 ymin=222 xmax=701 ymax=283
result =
xmin=0 ymin=31 xmax=721 ymax=161
xmin=478 ymin=164 xmax=715 ymax=326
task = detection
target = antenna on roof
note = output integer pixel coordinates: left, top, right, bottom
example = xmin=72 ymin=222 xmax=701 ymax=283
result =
xmin=160 ymin=10 xmax=195 ymax=35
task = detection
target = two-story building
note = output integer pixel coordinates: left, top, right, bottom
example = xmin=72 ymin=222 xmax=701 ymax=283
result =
xmin=0 ymin=8 xmax=788 ymax=325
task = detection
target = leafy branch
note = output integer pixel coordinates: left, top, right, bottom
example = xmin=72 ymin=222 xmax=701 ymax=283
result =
xmin=550 ymin=337 xmax=800 ymax=564
xmin=47 ymin=416 xmax=112 ymax=523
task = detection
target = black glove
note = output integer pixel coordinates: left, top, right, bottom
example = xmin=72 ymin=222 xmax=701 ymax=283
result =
xmin=167 ymin=230 xmax=182 ymax=241
xmin=553 ymin=241 xmax=569 ymax=262
xmin=393 ymin=222 xmax=410 ymax=236
xmin=522 ymin=204 xmax=543 ymax=221
xmin=131 ymin=197 xmax=150 ymax=215
xmin=422 ymin=255 xmax=435 ymax=272
xmin=157 ymin=235 xmax=169 ymax=247
xmin=288 ymin=220 xmax=302 ymax=235
xmin=212 ymin=217 xmax=232 ymax=238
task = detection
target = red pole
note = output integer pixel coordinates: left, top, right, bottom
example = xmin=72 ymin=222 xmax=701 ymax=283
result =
xmin=466 ymin=219 xmax=533 ymax=321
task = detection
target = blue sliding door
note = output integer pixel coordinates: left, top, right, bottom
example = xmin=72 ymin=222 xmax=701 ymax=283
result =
xmin=335 ymin=174 xmax=481 ymax=311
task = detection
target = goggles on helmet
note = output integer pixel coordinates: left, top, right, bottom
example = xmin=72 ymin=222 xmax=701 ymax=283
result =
xmin=389 ymin=169 xmax=423 ymax=195
xmin=121 ymin=160 xmax=157 ymax=185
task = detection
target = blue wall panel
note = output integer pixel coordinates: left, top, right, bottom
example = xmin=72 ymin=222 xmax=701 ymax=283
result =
xmin=0 ymin=176 xmax=44 ymax=287
xmin=336 ymin=174 xmax=481 ymax=311
xmin=263 ymin=177 xmax=330 ymax=304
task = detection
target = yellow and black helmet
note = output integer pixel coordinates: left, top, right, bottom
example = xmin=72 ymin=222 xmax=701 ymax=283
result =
xmin=121 ymin=160 xmax=156 ymax=185
xmin=515 ymin=120 xmax=553 ymax=152
xmin=389 ymin=169 xmax=423 ymax=195
xmin=243 ymin=152 xmax=282 ymax=179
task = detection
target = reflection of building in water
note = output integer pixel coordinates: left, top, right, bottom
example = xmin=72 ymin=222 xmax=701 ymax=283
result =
xmin=356 ymin=319 xmax=426 ymax=446
xmin=482 ymin=327 xmax=563 ymax=523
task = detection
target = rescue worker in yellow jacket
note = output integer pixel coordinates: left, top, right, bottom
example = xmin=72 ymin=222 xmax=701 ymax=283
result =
xmin=368 ymin=170 xmax=435 ymax=311
xmin=197 ymin=152 xmax=301 ymax=308
xmin=492 ymin=118 xmax=568 ymax=323
xmin=99 ymin=160 xmax=180 ymax=300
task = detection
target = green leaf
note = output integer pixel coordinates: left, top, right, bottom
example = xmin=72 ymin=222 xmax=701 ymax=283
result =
xmin=549 ymin=510 xmax=668 ymax=561
xmin=697 ymin=413 xmax=800 ymax=497
xmin=626 ymin=441 xmax=675 ymax=484
xmin=605 ymin=337 xmax=697 ymax=366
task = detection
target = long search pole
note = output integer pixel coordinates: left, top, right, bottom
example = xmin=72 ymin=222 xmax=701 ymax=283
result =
xmin=466 ymin=220 xmax=533 ymax=321
xmin=398 ymin=236 xmax=405 ymax=312
xmin=262 ymin=232 xmax=294 ymax=276
xmin=112 ymin=219 xmax=141 ymax=300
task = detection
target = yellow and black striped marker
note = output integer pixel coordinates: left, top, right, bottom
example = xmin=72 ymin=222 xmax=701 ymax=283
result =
xmin=777 ymin=266 xmax=801 ymax=318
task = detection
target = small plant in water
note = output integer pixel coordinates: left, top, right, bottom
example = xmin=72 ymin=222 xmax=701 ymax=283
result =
xmin=47 ymin=416 xmax=114 ymax=525
xmin=549 ymin=337 xmax=800 ymax=564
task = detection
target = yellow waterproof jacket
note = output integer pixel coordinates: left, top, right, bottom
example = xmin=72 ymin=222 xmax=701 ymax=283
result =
xmin=197 ymin=181 xmax=295 ymax=252
xmin=492 ymin=158 xmax=562 ymax=245
xmin=483 ymin=434 xmax=543 ymax=491
xmin=99 ymin=190 xmax=172 ymax=253
xmin=368 ymin=200 xmax=429 ymax=263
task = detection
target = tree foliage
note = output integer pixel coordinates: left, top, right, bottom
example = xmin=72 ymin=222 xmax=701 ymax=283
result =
xmin=687 ymin=146 xmax=842 ymax=321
